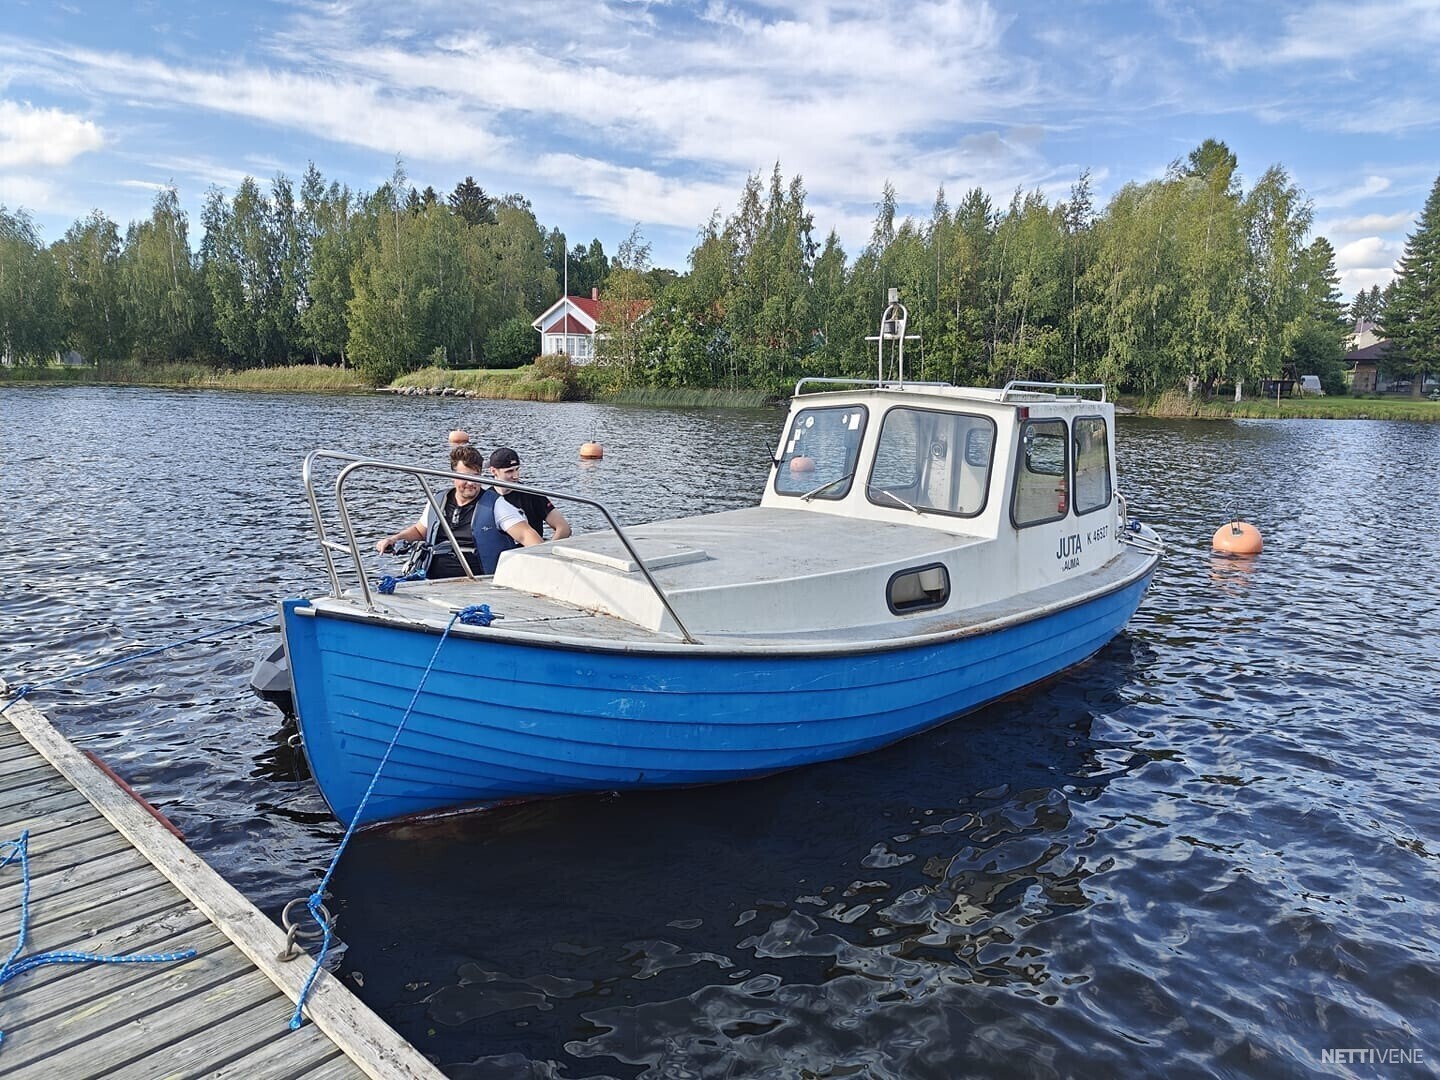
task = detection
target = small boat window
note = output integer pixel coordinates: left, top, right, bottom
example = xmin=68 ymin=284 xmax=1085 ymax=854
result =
xmin=774 ymin=405 xmax=867 ymax=500
xmin=1072 ymin=415 xmax=1112 ymax=516
xmin=867 ymin=408 xmax=995 ymax=517
xmin=888 ymin=563 xmax=950 ymax=614
xmin=1012 ymin=418 xmax=1070 ymax=527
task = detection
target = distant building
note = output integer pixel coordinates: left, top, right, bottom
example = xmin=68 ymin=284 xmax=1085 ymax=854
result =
xmin=532 ymin=290 xmax=603 ymax=363
xmin=1344 ymin=341 xmax=1386 ymax=393
xmin=531 ymin=288 xmax=651 ymax=364
xmin=1345 ymin=317 xmax=1383 ymax=352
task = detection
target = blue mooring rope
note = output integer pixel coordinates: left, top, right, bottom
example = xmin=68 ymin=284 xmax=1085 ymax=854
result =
xmin=0 ymin=831 xmax=198 ymax=1049
xmin=1 ymin=611 xmax=275 ymax=715
xmin=289 ymin=603 xmax=496 ymax=1028
xmin=376 ymin=571 xmax=426 ymax=595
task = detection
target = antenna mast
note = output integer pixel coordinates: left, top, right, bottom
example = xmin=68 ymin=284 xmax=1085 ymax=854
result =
xmin=865 ymin=288 xmax=921 ymax=383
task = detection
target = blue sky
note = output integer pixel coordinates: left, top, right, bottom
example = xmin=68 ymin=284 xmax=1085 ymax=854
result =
xmin=2 ymin=0 xmax=1436 ymax=301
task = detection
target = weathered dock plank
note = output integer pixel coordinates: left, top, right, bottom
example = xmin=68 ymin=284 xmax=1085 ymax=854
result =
xmin=0 ymin=685 xmax=446 ymax=1079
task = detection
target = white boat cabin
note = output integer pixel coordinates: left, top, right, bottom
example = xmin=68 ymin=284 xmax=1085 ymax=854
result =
xmin=492 ymin=379 xmax=1132 ymax=644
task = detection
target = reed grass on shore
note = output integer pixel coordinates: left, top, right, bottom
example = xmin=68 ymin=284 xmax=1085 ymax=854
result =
xmin=1137 ymin=388 xmax=1440 ymax=421
xmin=0 ymin=362 xmax=370 ymax=392
xmin=389 ymin=365 xmax=568 ymax=401
xmin=595 ymin=386 xmax=773 ymax=408
xmin=9 ymin=363 xmax=1437 ymax=418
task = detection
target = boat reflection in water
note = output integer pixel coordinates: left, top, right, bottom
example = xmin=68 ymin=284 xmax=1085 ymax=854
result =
xmin=279 ymin=292 xmax=1162 ymax=829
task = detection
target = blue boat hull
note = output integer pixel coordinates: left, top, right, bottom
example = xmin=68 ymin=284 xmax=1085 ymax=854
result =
xmin=284 ymin=571 xmax=1153 ymax=828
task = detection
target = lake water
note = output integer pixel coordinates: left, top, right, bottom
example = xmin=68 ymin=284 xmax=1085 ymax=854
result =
xmin=1 ymin=387 xmax=1437 ymax=1078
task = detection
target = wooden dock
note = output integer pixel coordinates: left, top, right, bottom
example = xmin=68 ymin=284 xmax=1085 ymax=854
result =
xmin=0 ymin=682 xmax=446 ymax=1079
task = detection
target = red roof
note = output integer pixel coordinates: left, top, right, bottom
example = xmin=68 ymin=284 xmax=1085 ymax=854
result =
xmin=568 ymin=295 xmax=601 ymax=320
xmin=548 ymin=314 xmax=592 ymax=336
xmin=533 ymin=293 xmax=650 ymax=335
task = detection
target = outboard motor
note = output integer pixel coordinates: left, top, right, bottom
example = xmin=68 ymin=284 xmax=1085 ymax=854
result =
xmin=249 ymin=640 xmax=295 ymax=716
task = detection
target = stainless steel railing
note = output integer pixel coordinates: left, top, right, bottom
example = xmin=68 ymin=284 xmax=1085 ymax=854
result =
xmin=301 ymin=451 xmax=699 ymax=643
xmin=1000 ymin=381 xmax=1107 ymax=403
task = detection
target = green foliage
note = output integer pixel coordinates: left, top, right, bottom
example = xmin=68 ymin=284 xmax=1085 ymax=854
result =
xmin=448 ymin=177 xmax=495 ymax=227
xmin=1350 ymin=284 xmax=1383 ymax=323
xmin=0 ymin=206 xmax=63 ymax=363
xmin=3 ymin=145 xmax=1394 ymax=406
xmin=1381 ymin=172 xmax=1440 ymax=395
xmin=484 ymin=316 xmax=538 ymax=368
xmin=118 ymin=187 xmax=204 ymax=363
xmin=53 ymin=210 xmax=129 ymax=361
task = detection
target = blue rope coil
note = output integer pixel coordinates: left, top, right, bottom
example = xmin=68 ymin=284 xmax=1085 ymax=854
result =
xmin=0 ymin=831 xmax=197 ymax=1049
xmin=376 ymin=571 xmax=426 ymax=595
xmin=458 ymin=604 xmax=494 ymax=626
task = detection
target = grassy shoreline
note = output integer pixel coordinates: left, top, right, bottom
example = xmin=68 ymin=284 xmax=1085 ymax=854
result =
xmin=5 ymin=365 xmax=1438 ymax=418
xmin=1127 ymin=388 xmax=1440 ymax=421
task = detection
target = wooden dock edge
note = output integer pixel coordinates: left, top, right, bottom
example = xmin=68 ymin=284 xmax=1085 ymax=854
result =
xmin=0 ymin=682 xmax=446 ymax=1080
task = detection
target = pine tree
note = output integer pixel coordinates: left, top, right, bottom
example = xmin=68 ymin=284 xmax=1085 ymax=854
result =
xmin=1382 ymin=172 xmax=1440 ymax=397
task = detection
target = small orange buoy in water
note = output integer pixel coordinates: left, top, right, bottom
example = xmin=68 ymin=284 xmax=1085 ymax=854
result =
xmin=579 ymin=441 xmax=604 ymax=460
xmin=448 ymin=429 xmax=470 ymax=446
xmin=789 ymin=455 xmax=816 ymax=474
xmin=1212 ymin=521 xmax=1263 ymax=555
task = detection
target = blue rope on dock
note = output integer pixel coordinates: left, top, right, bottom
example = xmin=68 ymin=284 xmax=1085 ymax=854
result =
xmin=289 ymin=609 xmax=470 ymax=1030
xmin=1 ymin=611 xmax=275 ymax=715
xmin=0 ymin=831 xmax=198 ymax=1050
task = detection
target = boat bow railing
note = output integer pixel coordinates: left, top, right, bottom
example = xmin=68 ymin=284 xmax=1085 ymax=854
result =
xmin=301 ymin=451 xmax=700 ymax=643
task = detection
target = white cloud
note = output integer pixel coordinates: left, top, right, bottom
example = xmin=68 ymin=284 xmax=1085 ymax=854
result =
xmin=0 ymin=99 xmax=105 ymax=168
xmin=0 ymin=173 xmax=57 ymax=212
xmin=1332 ymin=97 xmax=1439 ymax=137
xmin=532 ymin=152 xmax=739 ymax=232
xmin=1336 ymin=235 xmax=1397 ymax=266
xmin=1199 ymin=0 xmax=1440 ymax=68
xmin=1323 ymin=211 xmax=1416 ymax=236
xmin=1339 ymin=266 xmax=1394 ymax=298
xmin=1312 ymin=174 xmax=1392 ymax=210
xmin=1334 ymin=234 xmax=1402 ymax=296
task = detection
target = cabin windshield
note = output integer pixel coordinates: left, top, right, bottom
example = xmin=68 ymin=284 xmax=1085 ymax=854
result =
xmin=774 ymin=405 xmax=867 ymax=500
xmin=867 ymin=407 xmax=996 ymax=517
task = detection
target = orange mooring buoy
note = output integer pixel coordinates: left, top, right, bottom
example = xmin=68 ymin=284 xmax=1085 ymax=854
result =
xmin=789 ymin=455 xmax=816 ymax=474
xmin=1212 ymin=521 xmax=1263 ymax=555
xmin=579 ymin=441 xmax=604 ymax=460
xmin=447 ymin=429 xmax=470 ymax=446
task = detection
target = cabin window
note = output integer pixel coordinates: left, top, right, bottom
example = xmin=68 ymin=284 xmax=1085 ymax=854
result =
xmin=1012 ymin=418 xmax=1070 ymax=527
xmin=888 ymin=563 xmax=951 ymax=614
xmin=1072 ymin=415 xmax=1112 ymax=516
xmin=773 ymin=405 xmax=867 ymax=500
xmin=867 ymin=408 xmax=995 ymax=517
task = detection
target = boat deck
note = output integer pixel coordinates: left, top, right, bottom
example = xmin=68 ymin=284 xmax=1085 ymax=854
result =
xmin=327 ymin=536 xmax=1157 ymax=653
xmin=0 ymin=682 xmax=444 ymax=1080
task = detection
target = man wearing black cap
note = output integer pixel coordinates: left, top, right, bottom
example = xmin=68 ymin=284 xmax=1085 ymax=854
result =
xmin=488 ymin=447 xmax=572 ymax=540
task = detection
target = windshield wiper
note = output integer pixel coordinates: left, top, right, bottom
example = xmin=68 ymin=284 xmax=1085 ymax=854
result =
xmin=801 ymin=472 xmax=855 ymax=500
xmin=870 ymin=488 xmax=924 ymax=515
